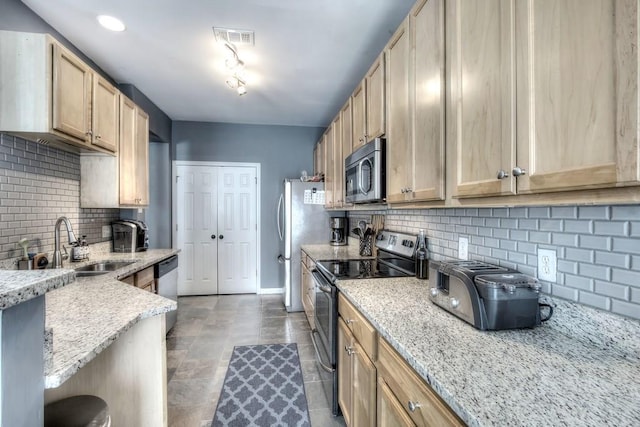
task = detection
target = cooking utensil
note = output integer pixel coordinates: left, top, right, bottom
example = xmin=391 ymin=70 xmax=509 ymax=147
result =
xmin=18 ymin=238 xmax=29 ymax=259
xmin=358 ymin=220 xmax=367 ymax=235
xmin=351 ymin=227 xmax=363 ymax=238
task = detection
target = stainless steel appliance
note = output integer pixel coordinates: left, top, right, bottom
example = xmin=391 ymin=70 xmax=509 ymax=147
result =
xmin=345 ymin=138 xmax=386 ymax=204
xmin=428 ymin=260 xmax=554 ymax=330
xmin=329 ymin=217 xmax=348 ymax=246
xmin=310 ymin=230 xmax=417 ymax=416
xmin=111 ymin=219 xmax=149 ymax=253
xmin=277 ymin=179 xmax=331 ymax=312
xmin=155 ymin=255 xmax=178 ymax=333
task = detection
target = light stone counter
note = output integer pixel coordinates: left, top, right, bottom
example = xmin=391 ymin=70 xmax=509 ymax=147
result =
xmin=0 ymin=269 xmax=75 ymax=310
xmin=337 ymin=277 xmax=640 ymax=427
xmin=45 ymin=249 xmax=179 ymax=388
xmin=301 ymin=242 xmax=372 ymax=261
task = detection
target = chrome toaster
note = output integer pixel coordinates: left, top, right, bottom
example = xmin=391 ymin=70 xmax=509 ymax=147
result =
xmin=428 ymin=260 xmax=552 ymax=330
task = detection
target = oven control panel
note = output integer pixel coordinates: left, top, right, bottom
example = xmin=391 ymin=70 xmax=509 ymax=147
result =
xmin=375 ymin=230 xmax=417 ymax=259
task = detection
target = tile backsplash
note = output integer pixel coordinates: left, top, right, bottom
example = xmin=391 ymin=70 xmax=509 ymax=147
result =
xmin=0 ymin=133 xmax=119 ymax=264
xmin=350 ymin=205 xmax=640 ymax=320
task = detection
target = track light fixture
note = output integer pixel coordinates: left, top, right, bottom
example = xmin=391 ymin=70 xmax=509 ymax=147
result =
xmin=224 ymin=43 xmax=248 ymax=96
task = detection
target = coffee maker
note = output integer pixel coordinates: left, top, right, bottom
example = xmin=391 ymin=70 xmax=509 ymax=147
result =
xmin=329 ymin=217 xmax=348 ymax=246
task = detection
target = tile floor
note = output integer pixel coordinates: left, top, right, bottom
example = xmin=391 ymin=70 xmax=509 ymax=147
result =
xmin=166 ymin=294 xmax=347 ymax=427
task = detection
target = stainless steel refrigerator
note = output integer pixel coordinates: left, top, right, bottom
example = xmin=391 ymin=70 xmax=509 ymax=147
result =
xmin=277 ymin=179 xmax=329 ymax=312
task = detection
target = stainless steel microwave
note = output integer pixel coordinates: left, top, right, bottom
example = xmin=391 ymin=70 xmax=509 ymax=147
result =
xmin=345 ymin=138 xmax=386 ymax=204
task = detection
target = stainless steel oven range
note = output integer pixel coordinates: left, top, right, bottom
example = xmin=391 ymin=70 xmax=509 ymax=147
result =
xmin=309 ymin=230 xmax=417 ymax=417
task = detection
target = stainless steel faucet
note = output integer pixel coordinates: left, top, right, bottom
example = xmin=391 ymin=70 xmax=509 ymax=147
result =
xmin=52 ymin=216 xmax=78 ymax=269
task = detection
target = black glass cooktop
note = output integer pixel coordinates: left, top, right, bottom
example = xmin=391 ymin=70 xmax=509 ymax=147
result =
xmin=316 ymin=258 xmax=413 ymax=281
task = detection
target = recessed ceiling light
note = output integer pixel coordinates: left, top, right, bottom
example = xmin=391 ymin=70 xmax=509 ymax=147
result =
xmin=97 ymin=15 xmax=126 ymax=32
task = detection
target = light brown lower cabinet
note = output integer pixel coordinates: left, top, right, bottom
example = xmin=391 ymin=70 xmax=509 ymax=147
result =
xmin=378 ymin=376 xmax=416 ymax=427
xmin=300 ymin=251 xmax=315 ymax=329
xmin=377 ymin=338 xmax=464 ymax=427
xmin=120 ymin=266 xmax=156 ymax=293
xmin=338 ymin=317 xmax=377 ymax=427
xmin=338 ymin=294 xmax=377 ymax=427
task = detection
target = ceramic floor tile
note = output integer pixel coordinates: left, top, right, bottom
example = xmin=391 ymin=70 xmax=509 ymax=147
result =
xmin=167 ymin=294 xmax=335 ymax=427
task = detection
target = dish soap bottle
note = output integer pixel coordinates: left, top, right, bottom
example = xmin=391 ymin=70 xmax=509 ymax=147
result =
xmin=416 ymin=229 xmax=428 ymax=279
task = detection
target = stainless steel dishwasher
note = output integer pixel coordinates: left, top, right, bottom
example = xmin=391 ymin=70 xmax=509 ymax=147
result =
xmin=155 ymin=255 xmax=178 ymax=333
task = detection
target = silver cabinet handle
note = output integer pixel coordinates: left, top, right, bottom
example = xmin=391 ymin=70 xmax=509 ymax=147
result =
xmin=408 ymin=401 xmax=421 ymax=412
xmin=512 ymin=167 xmax=527 ymax=176
xmin=497 ymin=170 xmax=509 ymax=179
xmin=345 ymin=319 xmax=355 ymax=325
xmin=345 ymin=346 xmax=354 ymax=356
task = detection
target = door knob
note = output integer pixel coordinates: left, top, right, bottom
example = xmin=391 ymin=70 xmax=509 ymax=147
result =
xmin=497 ymin=170 xmax=509 ymax=180
xmin=512 ymin=166 xmax=527 ymax=176
xmin=211 ymin=234 xmax=216 ymax=239
xmin=219 ymin=235 xmax=224 ymax=240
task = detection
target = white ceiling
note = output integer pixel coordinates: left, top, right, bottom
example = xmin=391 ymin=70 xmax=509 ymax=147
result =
xmin=21 ymin=0 xmax=415 ymax=127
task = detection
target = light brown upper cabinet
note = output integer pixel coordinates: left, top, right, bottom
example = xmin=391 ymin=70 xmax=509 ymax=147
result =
xmin=333 ymin=114 xmax=345 ymax=208
xmin=91 ymin=74 xmax=120 ymax=153
xmin=340 ymin=99 xmax=354 ymax=208
xmin=387 ymin=0 xmax=446 ymax=204
xmin=324 ymin=128 xmax=335 ymax=209
xmin=120 ymin=97 xmax=149 ymax=206
xmin=80 ymin=95 xmax=149 ymax=208
xmin=448 ymin=0 xmax=639 ymax=199
xmin=0 ymin=31 xmax=118 ymax=154
xmin=352 ymin=53 xmax=386 ymax=151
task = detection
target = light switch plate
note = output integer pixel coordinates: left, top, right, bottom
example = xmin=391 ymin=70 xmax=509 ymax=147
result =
xmin=538 ymin=249 xmax=557 ymax=282
xmin=458 ymin=237 xmax=469 ymax=260
xmin=102 ymin=225 xmax=111 ymax=239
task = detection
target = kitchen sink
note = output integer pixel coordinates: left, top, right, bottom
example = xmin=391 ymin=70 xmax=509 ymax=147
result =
xmin=74 ymin=261 xmax=136 ymax=277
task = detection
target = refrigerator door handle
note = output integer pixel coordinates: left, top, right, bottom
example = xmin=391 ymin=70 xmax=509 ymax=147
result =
xmin=277 ymin=193 xmax=284 ymax=241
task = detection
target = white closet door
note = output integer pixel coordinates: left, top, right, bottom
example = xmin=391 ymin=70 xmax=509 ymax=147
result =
xmin=176 ymin=165 xmax=218 ymax=295
xmin=175 ymin=163 xmax=258 ymax=295
xmin=217 ymin=166 xmax=258 ymax=294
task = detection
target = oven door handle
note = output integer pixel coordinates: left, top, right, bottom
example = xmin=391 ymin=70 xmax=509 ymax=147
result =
xmin=311 ymin=270 xmax=333 ymax=294
xmin=310 ymin=329 xmax=335 ymax=373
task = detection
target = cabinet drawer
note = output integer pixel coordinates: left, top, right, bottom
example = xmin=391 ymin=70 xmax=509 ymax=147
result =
xmin=377 ymin=338 xmax=464 ymax=427
xmin=120 ymin=275 xmax=134 ymax=286
xmin=338 ymin=293 xmax=377 ymax=361
xmin=134 ymin=266 xmax=154 ymax=289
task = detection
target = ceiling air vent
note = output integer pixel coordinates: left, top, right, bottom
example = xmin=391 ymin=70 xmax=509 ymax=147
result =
xmin=213 ymin=27 xmax=255 ymax=46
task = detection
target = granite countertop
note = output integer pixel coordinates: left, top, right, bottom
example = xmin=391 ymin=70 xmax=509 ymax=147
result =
xmin=45 ymin=249 xmax=179 ymax=388
xmin=301 ymin=242 xmax=372 ymax=261
xmin=0 ymin=269 xmax=75 ymax=310
xmin=337 ymin=277 xmax=640 ymax=427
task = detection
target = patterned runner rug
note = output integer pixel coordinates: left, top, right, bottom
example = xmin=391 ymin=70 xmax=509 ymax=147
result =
xmin=212 ymin=343 xmax=311 ymax=427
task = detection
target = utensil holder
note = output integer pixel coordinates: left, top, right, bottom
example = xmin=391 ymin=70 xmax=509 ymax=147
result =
xmin=359 ymin=235 xmax=373 ymax=256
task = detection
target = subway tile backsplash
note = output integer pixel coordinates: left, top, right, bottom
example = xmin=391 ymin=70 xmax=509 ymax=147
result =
xmin=0 ymin=133 xmax=119 ymax=264
xmin=350 ymin=205 xmax=640 ymax=320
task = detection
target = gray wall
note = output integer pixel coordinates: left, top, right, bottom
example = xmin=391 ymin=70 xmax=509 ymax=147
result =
xmin=173 ymin=121 xmax=325 ymax=289
xmin=147 ymin=142 xmax=172 ymax=249
xmin=351 ymin=206 xmax=640 ymax=320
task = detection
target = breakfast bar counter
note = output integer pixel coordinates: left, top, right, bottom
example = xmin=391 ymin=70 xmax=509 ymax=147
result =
xmin=337 ymin=278 xmax=640 ymax=426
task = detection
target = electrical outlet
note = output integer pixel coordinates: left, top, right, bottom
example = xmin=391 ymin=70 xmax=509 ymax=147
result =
xmin=458 ymin=237 xmax=469 ymax=260
xmin=102 ymin=225 xmax=111 ymax=239
xmin=538 ymin=249 xmax=557 ymax=282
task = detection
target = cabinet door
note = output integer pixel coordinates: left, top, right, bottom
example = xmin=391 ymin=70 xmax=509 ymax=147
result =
xmin=515 ymin=0 xmax=639 ymax=193
xmin=366 ymin=53 xmax=385 ymax=140
xmin=352 ymin=83 xmax=367 ymax=149
xmin=135 ymin=107 xmax=149 ymax=205
xmin=447 ymin=0 xmax=516 ymax=198
xmin=333 ymin=115 xmax=344 ymax=208
xmin=119 ymin=96 xmax=137 ymax=205
xmin=340 ymin=100 xmax=354 ymax=207
xmin=338 ymin=318 xmax=353 ymax=427
xmin=352 ymin=340 xmax=377 ymax=427
xmin=52 ymin=42 xmax=92 ymax=143
xmin=324 ymin=130 xmax=335 ymax=208
xmin=411 ymin=0 xmax=445 ymax=202
xmin=386 ymin=18 xmax=412 ymax=203
xmin=92 ymin=75 xmax=119 ymax=153
xmin=378 ymin=377 xmax=416 ymax=427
